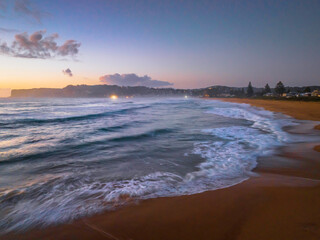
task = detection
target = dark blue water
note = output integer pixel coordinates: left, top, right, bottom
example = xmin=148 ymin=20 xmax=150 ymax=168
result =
xmin=0 ymin=97 xmax=304 ymax=232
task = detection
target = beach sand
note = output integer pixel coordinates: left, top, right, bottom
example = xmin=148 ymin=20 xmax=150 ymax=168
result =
xmin=3 ymin=98 xmax=320 ymax=240
xmin=214 ymin=98 xmax=320 ymax=121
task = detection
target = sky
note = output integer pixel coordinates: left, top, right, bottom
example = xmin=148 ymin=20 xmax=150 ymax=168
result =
xmin=0 ymin=0 xmax=320 ymax=95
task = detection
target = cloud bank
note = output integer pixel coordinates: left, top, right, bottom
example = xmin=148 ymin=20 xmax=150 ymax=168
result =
xmin=0 ymin=30 xmax=81 ymax=59
xmin=62 ymin=68 xmax=73 ymax=77
xmin=99 ymin=73 xmax=173 ymax=88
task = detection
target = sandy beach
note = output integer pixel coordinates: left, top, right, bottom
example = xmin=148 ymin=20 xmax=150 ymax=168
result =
xmin=216 ymin=98 xmax=320 ymax=122
xmin=3 ymin=98 xmax=320 ymax=240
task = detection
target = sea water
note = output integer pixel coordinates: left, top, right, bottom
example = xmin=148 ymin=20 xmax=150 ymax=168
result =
xmin=0 ymin=97 xmax=308 ymax=232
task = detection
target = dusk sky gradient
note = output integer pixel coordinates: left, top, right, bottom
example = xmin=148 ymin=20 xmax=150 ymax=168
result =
xmin=0 ymin=0 xmax=320 ymax=92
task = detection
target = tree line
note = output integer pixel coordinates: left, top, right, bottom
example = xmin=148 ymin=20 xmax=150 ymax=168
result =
xmin=246 ymin=81 xmax=314 ymax=97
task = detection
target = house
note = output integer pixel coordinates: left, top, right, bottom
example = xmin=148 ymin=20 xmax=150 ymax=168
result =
xmin=263 ymin=93 xmax=275 ymax=97
xmin=282 ymin=92 xmax=297 ymax=98
xmin=311 ymin=90 xmax=320 ymax=97
xmin=302 ymin=92 xmax=312 ymax=97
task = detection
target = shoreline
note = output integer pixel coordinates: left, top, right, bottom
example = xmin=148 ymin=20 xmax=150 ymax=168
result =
xmin=3 ymin=98 xmax=320 ymax=240
xmin=213 ymin=98 xmax=320 ymax=153
xmin=212 ymin=98 xmax=320 ymax=122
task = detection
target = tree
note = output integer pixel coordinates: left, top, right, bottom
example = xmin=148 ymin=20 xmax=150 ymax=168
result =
xmin=264 ymin=83 xmax=271 ymax=93
xmin=304 ymin=86 xmax=311 ymax=93
xmin=275 ymin=81 xmax=285 ymax=96
xmin=247 ymin=82 xmax=254 ymax=97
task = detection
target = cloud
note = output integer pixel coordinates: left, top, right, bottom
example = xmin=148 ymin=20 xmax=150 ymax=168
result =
xmin=62 ymin=68 xmax=73 ymax=77
xmin=0 ymin=27 xmax=19 ymax=33
xmin=0 ymin=30 xmax=81 ymax=59
xmin=0 ymin=0 xmax=48 ymax=22
xmin=14 ymin=0 xmax=48 ymax=23
xmin=58 ymin=40 xmax=80 ymax=56
xmin=99 ymin=73 xmax=173 ymax=88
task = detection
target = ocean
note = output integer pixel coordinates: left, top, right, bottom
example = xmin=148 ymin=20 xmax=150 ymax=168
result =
xmin=0 ymin=97 xmax=308 ymax=232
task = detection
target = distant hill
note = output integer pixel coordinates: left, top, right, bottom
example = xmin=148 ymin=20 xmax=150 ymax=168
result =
xmin=11 ymin=85 xmax=192 ymax=98
xmin=10 ymin=84 xmax=320 ymax=98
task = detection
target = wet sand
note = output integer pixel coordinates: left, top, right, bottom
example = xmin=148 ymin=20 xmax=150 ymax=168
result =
xmin=215 ymin=98 xmax=320 ymax=121
xmin=3 ymin=99 xmax=320 ymax=240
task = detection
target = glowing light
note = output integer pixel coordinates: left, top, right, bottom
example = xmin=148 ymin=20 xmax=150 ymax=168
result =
xmin=184 ymin=95 xmax=188 ymax=98
xmin=110 ymin=95 xmax=118 ymax=99
xmin=126 ymin=96 xmax=129 ymax=99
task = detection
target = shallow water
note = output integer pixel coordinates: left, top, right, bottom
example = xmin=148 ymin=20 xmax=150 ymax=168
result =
xmin=0 ymin=97 xmax=310 ymax=232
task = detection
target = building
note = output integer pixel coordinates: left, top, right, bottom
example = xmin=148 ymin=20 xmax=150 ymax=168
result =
xmin=311 ymin=90 xmax=320 ymax=97
xmin=263 ymin=93 xmax=275 ymax=97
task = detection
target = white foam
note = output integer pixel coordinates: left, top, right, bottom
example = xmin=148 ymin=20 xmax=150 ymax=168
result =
xmin=206 ymin=103 xmax=298 ymax=143
xmin=188 ymin=126 xmax=278 ymax=181
xmin=0 ymin=172 xmax=183 ymax=232
xmin=189 ymin=103 xmax=299 ymax=186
